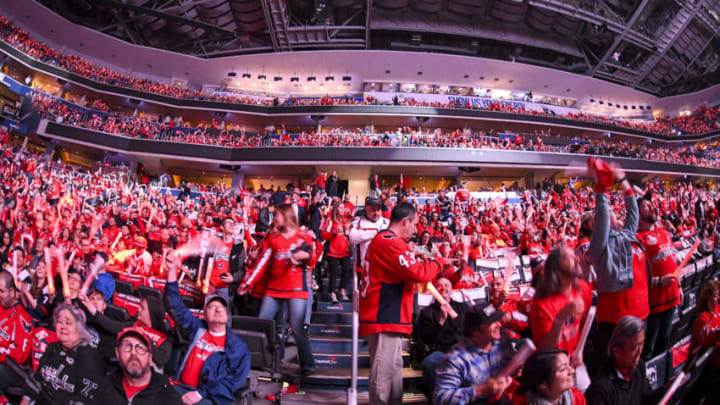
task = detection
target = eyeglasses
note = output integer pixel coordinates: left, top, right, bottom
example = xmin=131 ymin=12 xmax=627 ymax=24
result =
xmin=118 ymin=341 xmax=150 ymax=355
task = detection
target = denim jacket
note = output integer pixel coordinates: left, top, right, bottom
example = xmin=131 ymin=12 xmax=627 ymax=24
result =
xmin=589 ymin=192 xmax=642 ymax=293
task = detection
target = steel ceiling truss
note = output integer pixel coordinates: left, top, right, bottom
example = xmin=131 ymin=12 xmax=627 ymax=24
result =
xmin=31 ymin=0 xmax=720 ymax=96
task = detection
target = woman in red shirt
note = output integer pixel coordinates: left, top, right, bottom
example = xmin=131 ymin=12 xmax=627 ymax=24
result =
xmin=239 ymin=204 xmax=317 ymax=375
xmin=320 ymin=202 xmax=352 ymax=303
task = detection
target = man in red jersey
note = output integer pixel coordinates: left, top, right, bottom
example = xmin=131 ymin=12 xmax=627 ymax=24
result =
xmin=636 ymin=194 xmax=681 ymax=359
xmin=0 ymin=271 xmax=33 ymax=398
xmin=360 ymin=202 xmax=443 ymax=405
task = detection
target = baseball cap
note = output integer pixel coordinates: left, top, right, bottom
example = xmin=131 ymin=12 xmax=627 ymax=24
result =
xmin=465 ymin=302 xmax=505 ymax=329
xmin=204 ymin=294 xmax=229 ymax=309
xmin=117 ymin=327 xmax=151 ymax=348
xmin=365 ymin=197 xmax=382 ymax=207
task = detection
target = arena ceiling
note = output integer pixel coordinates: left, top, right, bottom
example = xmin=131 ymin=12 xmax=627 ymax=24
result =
xmin=35 ymin=0 xmax=720 ymax=97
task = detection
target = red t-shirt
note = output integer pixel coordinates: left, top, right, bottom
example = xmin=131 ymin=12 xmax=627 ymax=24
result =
xmin=596 ymin=242 xmax=650 ymax=324
xmin=180 ymin=331 xmax=226 ymax=387
xmin=637 ymin=228 xmax=681 ymax=314
xmin=123 ymin=377 xmax=149 ymax=400
xmin=530 ymin=279 xmax=592 ymax=354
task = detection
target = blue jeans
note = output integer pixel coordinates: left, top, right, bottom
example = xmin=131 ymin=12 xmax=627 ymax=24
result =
xmin=259 ymin=296 xmax=316 ymax=372
xmin=304 ymin=290 xmax=313 ymax=325
xmin=174 ymin=383 xmax=214 ymax=405
xmin=421 ymin=351 xmax=446 ymax=389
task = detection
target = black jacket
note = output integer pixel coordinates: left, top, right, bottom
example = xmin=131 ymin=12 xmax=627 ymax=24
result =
xmin=99 ymin=367 xmax=183 ymax=405
xmin=30 ymin=341 xmax=106 ymax=405
xmin=585 ymin=360 xmax=661 ymax=405
xmin=255 ymin=207 xmax=271 ymax=234
xmin=416 ymin=300 xmax=468 ymax=353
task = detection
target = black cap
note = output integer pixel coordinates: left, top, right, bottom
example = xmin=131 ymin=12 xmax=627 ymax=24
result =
xmin=464 ymin=303 xmax=505 ymax=335
xmin=365 ymin=198 xmax=382 ymax=207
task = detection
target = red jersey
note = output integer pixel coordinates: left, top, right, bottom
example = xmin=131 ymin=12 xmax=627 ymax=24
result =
xmin=637 ymin=228 xmax=681 ymax=314
xmin=693 ymin=306 xmax=720 ymax=368
xmin=244 ymin=231 xmax=317 ymax=299
xmin=359 ymin=230 xmax=442 ymax=336
xmin=497 ymin=298 xmax=530 ymax=338
xmin=210 ymin=239 xmax=234 ymax=288
xmin=596 ymin=242 xmax=650 ymax=324
xmin=339 ymin=202 xmax=355 ymax=223
xmin=530 ymin=279 xmax=592 ymax=354
xmin=455 ymin=189 xmax=470 ymax=204
xmin=0 ymin=303 xmax=33 ymax=365
xmin=451 ymin=265 xmax=483 ymax=289
xmin=179 ymin=330 xmax=225 ymax=387
xmin=31 ymin=327 xmax=57 ymax=372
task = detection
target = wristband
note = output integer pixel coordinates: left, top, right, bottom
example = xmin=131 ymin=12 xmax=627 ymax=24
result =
xmin=617 ymin=177 xmax=628 ymax=184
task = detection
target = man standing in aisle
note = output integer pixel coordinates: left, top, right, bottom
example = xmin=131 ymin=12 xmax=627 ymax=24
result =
xmin=360 ymin=202 xmax=443 ymax=405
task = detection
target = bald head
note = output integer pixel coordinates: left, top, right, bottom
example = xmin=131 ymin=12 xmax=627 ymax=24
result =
xmin=0 ymin=270 xmax=17 ymax=308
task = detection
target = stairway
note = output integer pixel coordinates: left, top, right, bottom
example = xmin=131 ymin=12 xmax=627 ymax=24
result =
xmin=279 ymin=291 xmax=426 ymax=403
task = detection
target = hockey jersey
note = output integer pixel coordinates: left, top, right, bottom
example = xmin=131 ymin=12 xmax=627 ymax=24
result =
xmin=359 ymin=230 xmax=442 ymax=336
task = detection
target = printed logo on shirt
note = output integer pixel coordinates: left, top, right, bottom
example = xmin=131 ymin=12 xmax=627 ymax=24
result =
xmin=0 ymin=326 xmax=9 ymax=341
xmin=41 ymin=365 xmax=76 ymax=393
xmin=653 ymin=248 xmax=676 ymax=264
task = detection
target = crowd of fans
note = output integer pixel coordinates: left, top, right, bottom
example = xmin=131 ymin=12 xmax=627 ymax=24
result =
xmin=2 ymin=14 xmax=720 ymax=137
xmin=31 ymin=91 xmax=720 ymax=170
xmin=0 ymin=124 xmax=718 ymax=404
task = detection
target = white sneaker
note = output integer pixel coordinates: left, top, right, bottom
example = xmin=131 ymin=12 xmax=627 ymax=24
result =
xmin=330 ymin=292 xmax=338 ymax=304
xmin=339 ymin=288 xmax=350 ymax=302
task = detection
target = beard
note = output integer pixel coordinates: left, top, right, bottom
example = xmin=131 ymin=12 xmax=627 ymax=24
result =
xmin=122 ymin=356 xmax=148 ymax=379
xmin=641 ymin=211 xmax=656 ymax=224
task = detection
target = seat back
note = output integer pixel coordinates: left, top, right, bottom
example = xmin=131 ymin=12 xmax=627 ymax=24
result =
xmin=105 ymin=303 xmax=131 ymax=322
xmin=645 ymin=351 xmax=669 ymax=391
xmin=669 ymin=335 xmax=692 ymax=378
xmin=232 ymin=316 xmax=276 ymax=348
xmin=114 ymin=279 xmax=135 ymax=296
xmin=137 ymin=285 xmax=163 ymax=300
xmin=181 ymin=295 xmax=198 ymax=309
xmin=231 ymin=316 xmax=278 ymax=374
xmin=232 ymin=329 xmax=270 ymax=370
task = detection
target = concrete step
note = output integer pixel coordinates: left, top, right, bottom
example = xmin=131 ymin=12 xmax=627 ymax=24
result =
xmin=280 ymin=389 xmax=429 ymax=404
xmin=308 ymin=323 xmax=353 ymax=338
xmin=311 ymin=311 xmax=352 ymax=324
xmin=309 ymin=336 xmax=410 ymax=353
xmin=314 ymin=351 xmax=411 ymax=369
xmin=281 ymin=365 xmax=423 ymax=388
xmin=316 ymin=301 xmax=352 ymax=313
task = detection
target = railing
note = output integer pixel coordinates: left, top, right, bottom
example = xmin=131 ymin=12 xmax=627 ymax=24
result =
xmin=3 ymin=41 xmax=720 ymax=143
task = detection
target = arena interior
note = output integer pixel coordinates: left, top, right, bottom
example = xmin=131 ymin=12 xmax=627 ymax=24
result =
xmin=0 ymin=1 xmax=719 ymax=404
